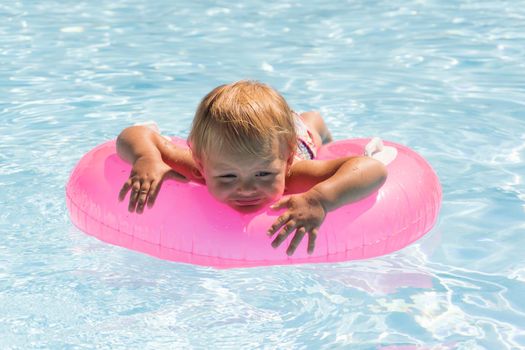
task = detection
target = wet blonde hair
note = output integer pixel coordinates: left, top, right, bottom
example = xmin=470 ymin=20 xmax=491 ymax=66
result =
xmin=188 ymin=80 xmax=297 ymax=161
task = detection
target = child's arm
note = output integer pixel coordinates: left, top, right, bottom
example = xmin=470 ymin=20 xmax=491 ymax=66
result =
xmin=268 ymin=156 xmax=387 ymax=255
xmin=116 ymin=125 xmax=202 ymax=213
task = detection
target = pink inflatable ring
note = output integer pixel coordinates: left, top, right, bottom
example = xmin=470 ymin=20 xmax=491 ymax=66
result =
xmin=66 ymin=137 xmax=441 ymax=268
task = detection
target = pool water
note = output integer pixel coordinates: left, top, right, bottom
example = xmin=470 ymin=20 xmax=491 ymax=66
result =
xmin=1 ymin=1 xmax=525 ymax=348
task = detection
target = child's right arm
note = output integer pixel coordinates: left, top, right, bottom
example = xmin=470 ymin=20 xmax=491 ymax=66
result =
xmin=116 ymin=125 xmax=202 ymax=213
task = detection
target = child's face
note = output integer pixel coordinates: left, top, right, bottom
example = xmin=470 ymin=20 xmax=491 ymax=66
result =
xmin=198 ymin=144 xmax=292 ymax=212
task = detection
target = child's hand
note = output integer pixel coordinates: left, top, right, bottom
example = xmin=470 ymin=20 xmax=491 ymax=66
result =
xmin=118 ymin=155 xmax=187 ymax=213
xmin=267 ymin=190 xmax=327 ymax=256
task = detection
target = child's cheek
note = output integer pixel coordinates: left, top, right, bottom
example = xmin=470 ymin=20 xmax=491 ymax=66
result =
xmin=270 ymin=176 xmax=286 ymax=197
xmin=208 ymin=182 xmax=232 ymax=202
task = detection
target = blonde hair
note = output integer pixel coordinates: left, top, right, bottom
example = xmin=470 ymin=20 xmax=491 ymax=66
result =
xmin=188 ymin=80 xmax=297 ymax=161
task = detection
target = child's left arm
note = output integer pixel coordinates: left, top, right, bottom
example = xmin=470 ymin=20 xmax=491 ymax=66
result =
xmin=267 ymin=156 xmax=387 ymax=256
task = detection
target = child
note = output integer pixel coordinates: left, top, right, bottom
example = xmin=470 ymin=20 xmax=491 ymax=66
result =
xmin=116 ymin=80 xmax=387 ymax=256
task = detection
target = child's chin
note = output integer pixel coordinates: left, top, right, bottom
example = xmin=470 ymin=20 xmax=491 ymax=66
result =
xmin=230 ymin=202 xmax=266 ymax=213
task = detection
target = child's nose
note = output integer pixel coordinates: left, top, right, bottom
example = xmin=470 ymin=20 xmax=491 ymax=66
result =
xmin=237 ymin=179 xmax=257 ymax=194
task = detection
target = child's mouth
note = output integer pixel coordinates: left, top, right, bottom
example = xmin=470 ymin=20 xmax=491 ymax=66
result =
xmin=233 ymin=198 xmax=263 ymax=206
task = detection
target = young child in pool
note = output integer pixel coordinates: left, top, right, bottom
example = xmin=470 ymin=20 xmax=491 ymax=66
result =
xmin=116 ymin=80 xmax=387 ymax=256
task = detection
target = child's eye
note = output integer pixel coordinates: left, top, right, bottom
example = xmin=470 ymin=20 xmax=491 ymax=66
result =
xmin=217 ymin=174 xmax=237 ymax=182
xmin=255 ymin=171 xmax=272 ymax=177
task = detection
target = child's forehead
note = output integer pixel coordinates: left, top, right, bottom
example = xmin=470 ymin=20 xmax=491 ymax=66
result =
xmin=204 ymin=147 xmax=282 ymax=164
xmin=192 ymin=131 xmax=294 ymax=169
xmin=207 ymin=154 xmax=281 ymax=169
xmin=201 ymin=137 xmax=288 ymax=164
xmin=205 ymin=134 xmax=285 ymax=154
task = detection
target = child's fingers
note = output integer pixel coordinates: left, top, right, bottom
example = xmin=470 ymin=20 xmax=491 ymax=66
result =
xmin=307 ymin=228 xmax=319 ymax=255
xmin=271 ymin=220 xmax=297 ymax=248
xmin=136 ymin=181 xmax=151 ymax=214
xmin=147 ymin=179 xmax=161 ymax=208
xmin=267 ymin=213 xmax=290 ymax=236
xmin=128 ymin=180 xmax=142 ymax=212
xmin=286 ymin=227 xmax=307 ymax=256
xmin=118 ymin=179 xmax=133 ymax=201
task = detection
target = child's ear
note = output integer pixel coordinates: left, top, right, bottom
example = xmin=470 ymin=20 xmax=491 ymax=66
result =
xmin=194 ymin=159 xmax=204 ymax=177
xmin=188 ymin=154 xmax=205 ymax=181
xmin=287 ymin=152 xmax=294 ymax=167
xmin=285 ymin=153 xmax=294 ymax=176
xmin=187 ymin=145 xmax=205 ymax=181
xmin=195 ymin=158 xmax=203 ymax=171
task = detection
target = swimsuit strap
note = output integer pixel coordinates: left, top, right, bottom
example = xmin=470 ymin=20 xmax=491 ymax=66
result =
xmin=293 ymin=112 xmax=318 ymax=161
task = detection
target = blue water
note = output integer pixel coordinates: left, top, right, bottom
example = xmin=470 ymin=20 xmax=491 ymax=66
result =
xmin=1 ymin=1 xmax=525 ymax=348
